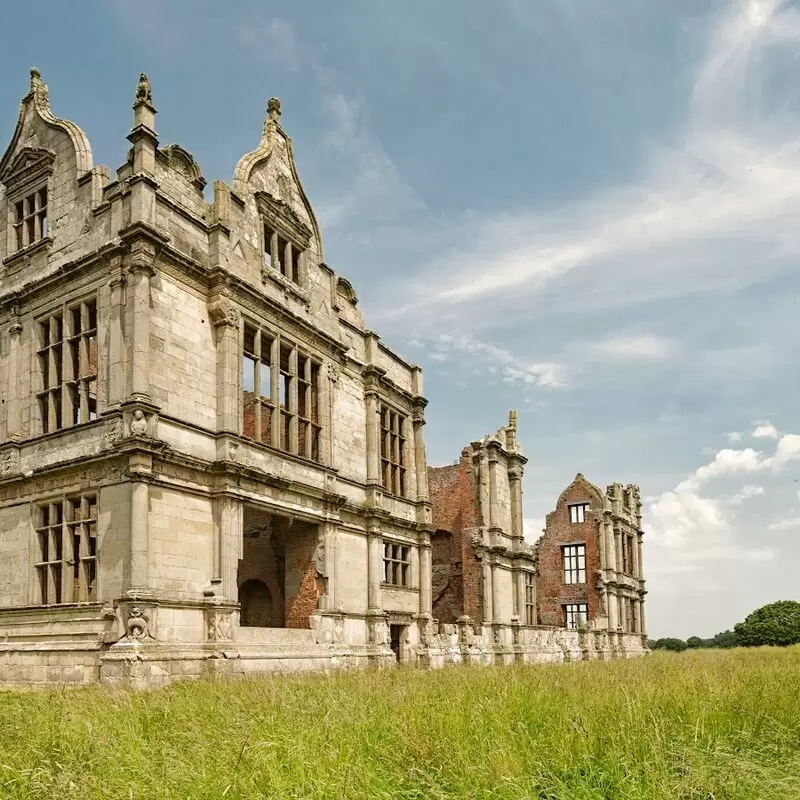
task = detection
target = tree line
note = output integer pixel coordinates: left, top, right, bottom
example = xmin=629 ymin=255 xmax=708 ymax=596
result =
xmin=648 ymin=600 xmax=800 ymax=652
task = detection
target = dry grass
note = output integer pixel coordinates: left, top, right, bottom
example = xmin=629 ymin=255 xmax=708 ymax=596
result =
xmin=1 ymin=646 xmax=799 ymax=799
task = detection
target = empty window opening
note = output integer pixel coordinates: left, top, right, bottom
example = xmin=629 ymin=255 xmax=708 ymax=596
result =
xmin=380 ymin=405 xmax=407 ymax=496
xmin=384 ymin=542 xmax=411 ymax=587
xmin=569 ymin=503 xmax=588 ymax=524
xmin=242 ymin=323 xmax=320 ymax=461
xmin=263 ymin=223 xmax=302 ymax=285
xmin=564 ymin=603 xmax=588 ymax=630
xmin=13 ymin=187 xmax=47 ymax=252
xmin=37 ymin=299 xmax=98 ymax=434
xmin=237 ymin=508 xmax=324 ymax=629
xmin=524 ymin=572 xmax=536 ymax=625
xmin=562 ymin=543 xmax=586 ymax=585
xmin=35 ymin=494 xmax=97 ymax=605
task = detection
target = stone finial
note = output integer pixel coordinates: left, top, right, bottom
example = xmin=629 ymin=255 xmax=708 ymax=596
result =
xmin=267 ymin=97 xmax=281 ymax=120
xmin=28 ymin=67 xmax=49 ymax=109
xmin=135 ymin=72 xmax=153 ymax=105
xmin=508 ymin=409 xmax=517 ymax=429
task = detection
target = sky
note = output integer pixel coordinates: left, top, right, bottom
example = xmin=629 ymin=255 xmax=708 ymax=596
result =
xmin=1 ymin=0 xmax=798 ymax=639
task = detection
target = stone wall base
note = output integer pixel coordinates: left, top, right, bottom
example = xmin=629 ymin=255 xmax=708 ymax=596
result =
xmin=0 ymin=606 xmax=648 ymax=688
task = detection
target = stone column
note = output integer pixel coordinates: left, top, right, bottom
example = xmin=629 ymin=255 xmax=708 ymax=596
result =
xmin=419 ymin=536 xmax=432 ymax=617
xmin=636 ymin=533 xmax=644 ymax=580
xmin=367 ymin=528 xmax=383 ymax=611
xmin=514 ymin=567 xmax=526 ymax=620
xmin=270 ymin=230 xmax=279 ymax=272
xmin=508 ymin=466 xmax=523 ymax=550
xmin=208 ymin=296 xmax=240 ymax=434
xmin=5 ymin=309 xmax=23 ymax=440
xmin=488 ymin=452 xmax=498 ymax=532
xmin=638 ymin=597 xmax=646 ymax=637
xmin=212 ymin=495 xmax=241 ymax=602
xmin=127 ymin=458 xmax=152 ymax=596
xmin=491 ymin=562 xmax=502 ymax=624
xmin=127 ymin=244 xmax=155 ymax=402
xmin=413 ymin=411 xmax=428 ymax=502
xmin=615 ymin=527 xmax=623 ymax=575
xmin=322 ymin=521 xmax=338 ymax=611
xmin=364 ymin=379 xmax=381 ymax=486
xmin=106 ymin=259 xmax=127 ymax=407
xmin=631 ymin=531 xmax=641 ymax=579
xmin=319 ymin=363 xmax=337 ymax=468
xmin=482 ymin=559 xmax=493 ymax=624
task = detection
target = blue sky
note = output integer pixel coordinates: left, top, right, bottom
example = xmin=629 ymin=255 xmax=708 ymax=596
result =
xmin=2 ymin=0 xmax=798 ymax=638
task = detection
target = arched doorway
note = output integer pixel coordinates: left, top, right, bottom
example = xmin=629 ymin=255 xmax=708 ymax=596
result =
xmin=239 ymin=578 xmax=272 ymax=627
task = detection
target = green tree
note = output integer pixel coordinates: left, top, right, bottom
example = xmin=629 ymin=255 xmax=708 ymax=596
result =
xmin=709 ymin=629 xmax=738 ymax=649
xmin=652 ymin=638 xmax=688 ymax=652
xmin=734 ymin=601 xmax=800 ymax=647
xmin=686 ymin=636 xmax=704 ymax=649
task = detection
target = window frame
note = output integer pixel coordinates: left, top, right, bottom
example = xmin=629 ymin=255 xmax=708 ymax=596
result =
xmin=36 ymin=296 xmax=99 ymax=434
xmin=34 ymin=493 xmax=98 ymax=605
xmin=523 ymin=571 xmax=536 ymax=625
xmin=379 ymin=402 xmax=408 ymax=497
xmin=383 ymin=541 xmax=412 ymax=588
xmin=568 ymin=503 xmax=588 ymax=524
xmin=562 ymin=543 xmax=586 ymax=585
xmin=255 ymin=190 xmax=312 ymax=289
xmin=564 ymin=603 xmax=588 ymax=631
xmin=241 ymin=319 xmax=321 ymax=462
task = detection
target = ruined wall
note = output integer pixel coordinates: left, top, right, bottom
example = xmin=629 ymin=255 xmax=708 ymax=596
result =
xmin=536 ymin=475 xmax=603 ymax=627
xmin=428 ymin=453 xmax=483 ymax=624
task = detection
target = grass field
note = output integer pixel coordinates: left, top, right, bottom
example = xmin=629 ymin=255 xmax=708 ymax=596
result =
xmin=1 ymin=647 xmax=799 ymax=799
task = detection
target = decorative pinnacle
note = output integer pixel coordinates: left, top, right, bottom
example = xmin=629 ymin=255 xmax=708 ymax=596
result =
xmin=30 ymin=67 xmax=42 ymax=88
xmin=267 ymin=97 xmax=281 ymax=121
xmin=135 ymin=72 xmax=152 ymax=105
xmin=508 ymin=409 xmax=518 ymax=429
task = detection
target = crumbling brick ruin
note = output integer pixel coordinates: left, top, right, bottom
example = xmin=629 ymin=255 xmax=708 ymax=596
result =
xmin=0 ymin=71 xmax=647 ymax=686
xmin=426 ymin=416 xmax=647 ymax=663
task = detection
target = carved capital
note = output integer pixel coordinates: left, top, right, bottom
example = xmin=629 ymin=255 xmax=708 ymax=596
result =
xmin=208 ymin=297 xmax=240 ymax=329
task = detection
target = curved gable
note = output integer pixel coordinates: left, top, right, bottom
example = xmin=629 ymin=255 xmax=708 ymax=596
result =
xmin=555 ymin=473 xmax=604 ymax=511
xmin=232 ymin=97 xmax=323 ymax=260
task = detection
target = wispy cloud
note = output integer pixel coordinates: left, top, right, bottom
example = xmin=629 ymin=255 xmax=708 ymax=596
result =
xmin=383 ymin=0 xmax=800 ymax=326
xmin=767 ymin=516 xmax=800 ymax=531
xmin=408 ymin=334 xmax=567 ymax=389
xmin=591 ymin=335 xmax=677 ymax=360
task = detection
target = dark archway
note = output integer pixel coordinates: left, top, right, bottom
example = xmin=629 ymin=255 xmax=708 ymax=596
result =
xmin=239 ymin=578 xmax=272 ymax=627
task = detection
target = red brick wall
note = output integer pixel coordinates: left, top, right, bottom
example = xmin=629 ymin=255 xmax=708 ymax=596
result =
xmin=428 ymin=449 xmax=484 ymax=625
xmin=238 ymin=512 xmax=322 ymax=629
xmin=536 ymin=476 xmax=602 ymax=627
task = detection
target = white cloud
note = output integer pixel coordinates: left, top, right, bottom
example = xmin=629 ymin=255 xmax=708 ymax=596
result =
xmin=752 ymin=420 xmax=779 ymax=439
xmin=729 ymin=485 xmax=765 ymax=504
xmin=726 ymin=431 xmax=744 ymax=443
xmin=383 ymin=0 xmax=800 ymax=326
xmin=591 ymin=335 xmax=677 ymax=360
xmin=420 ymin=334 xmax=567 ymax=389
xmin=767 ymin=517 xmax=800 ymax=531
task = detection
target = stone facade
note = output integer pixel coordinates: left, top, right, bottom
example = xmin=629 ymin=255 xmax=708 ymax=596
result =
xmin=0 ymin=71 xmax=646 ymax=686
xmin=427 ymin=418 xmax=648 ymax=663
xmin=0 ymin=71 xmax=433 ymax=686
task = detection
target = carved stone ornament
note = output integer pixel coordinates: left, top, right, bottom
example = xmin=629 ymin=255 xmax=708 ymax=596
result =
xmin=125 ymin=606 xmax=153 ymax=640
xmin=205 ymin=608 xmax=233 ymax=642
xmin=327 ymin=362 xmax=340 ymax=384
xmin=0 ymin=450 xmax=19 ymax=477
xmin=136 ymin=73 xmax=152 ymax=104
xmin=129 ymin=409 xmax=148 ymax=436
xmin=103 ymin=418 xmax=124 ymax=448
xmin=208 ymin=297 xmax=240 ymax=329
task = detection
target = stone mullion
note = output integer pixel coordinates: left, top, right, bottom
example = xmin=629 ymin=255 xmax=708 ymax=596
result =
xmin=636 ymin=533 xmax=644 ymax=581
xmin=270 ymin=335 xmax=280 ymax=449
xmin=320 ymin=365 xmax=332 ymax=468
xmin=79 ymin=303 xmax=90 ymax=424
xmin=253 ymin=329 xmax=262 ymax=442
xmin=303 ymin=356 xmax=312 ymax=459
xmin=288 ymin=346 xmax=298 ymax=455
xmin=270 ymin=231 xmax=278 ymax=272
xmin=284 ymin=240 xmax=292 ymax=280
xmin=78 ymin=496 xmax=89 ymax=602
xmin=59 ymin=509 xmax=70 ymax=605
xmin=367 ymin=529 xmax=383 ymax=611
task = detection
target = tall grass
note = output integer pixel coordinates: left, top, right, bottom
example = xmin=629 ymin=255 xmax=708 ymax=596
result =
xmin=1 ymin=646 xmax=799 ymax=799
